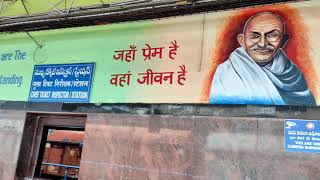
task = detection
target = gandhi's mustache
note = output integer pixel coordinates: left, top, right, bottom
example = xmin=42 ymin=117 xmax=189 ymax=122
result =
xmin=250 ymin=44 xmax=275 ymax=51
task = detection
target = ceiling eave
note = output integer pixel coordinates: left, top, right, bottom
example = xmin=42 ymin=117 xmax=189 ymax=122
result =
xmin=0 ymin=0 xmax=301 ymax=33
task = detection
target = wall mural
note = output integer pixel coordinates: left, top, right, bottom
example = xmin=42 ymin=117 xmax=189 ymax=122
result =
xmin=0 ymin=1 xmax=318 ymax=105
xmin=202 ymin=2 xmax=319 ymax=106
xmin=206 ymin=6 xmax=317 ymax=106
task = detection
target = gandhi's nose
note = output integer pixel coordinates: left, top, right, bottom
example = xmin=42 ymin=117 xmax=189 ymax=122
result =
xmin=257 ymin=36 xmax=267 ymax=47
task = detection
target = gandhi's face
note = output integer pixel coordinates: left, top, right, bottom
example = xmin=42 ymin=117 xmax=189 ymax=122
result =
xmin=237 ymin=13 xmax=285 ymax=64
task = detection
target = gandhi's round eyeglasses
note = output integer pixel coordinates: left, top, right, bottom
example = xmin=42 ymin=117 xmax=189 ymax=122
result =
xmin=248 ymin=31 xmax=282 ymax=43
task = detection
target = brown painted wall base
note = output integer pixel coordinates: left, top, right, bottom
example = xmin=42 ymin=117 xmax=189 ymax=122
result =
xmin=79 ymin=114 xmax=320 ymax=180
xmin=10 ymin=112 xmax=320 ymax=179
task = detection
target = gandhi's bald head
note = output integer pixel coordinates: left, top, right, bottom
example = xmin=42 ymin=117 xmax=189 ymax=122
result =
xmin=243 ymin=12 xmax=285 ymax=35
xmin=237 ymin=12 xmax=287 ymax=65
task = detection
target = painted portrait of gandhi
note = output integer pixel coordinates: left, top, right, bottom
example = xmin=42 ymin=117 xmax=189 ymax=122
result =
xmin=209 ymin=12 xmax=316 ymax=105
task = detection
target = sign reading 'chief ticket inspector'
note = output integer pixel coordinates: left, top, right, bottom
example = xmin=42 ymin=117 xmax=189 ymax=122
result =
xmin=284 ymin=119 xmax=320 ymax=153
xmin=28 ymin=63 xmax=95 ymax=103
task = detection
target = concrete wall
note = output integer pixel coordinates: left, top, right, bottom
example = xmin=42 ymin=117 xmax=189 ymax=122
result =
xmin=79 ymin=113 xmax=320 ymax=180
xmin=0 ymin=111 xmax=26 ymax=180
xmin=4 ymin=103 xmax=320 ymax=179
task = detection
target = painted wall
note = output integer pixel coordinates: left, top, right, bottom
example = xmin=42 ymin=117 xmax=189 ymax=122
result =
xmin=0 ymin=1 xmax=319 ymax=105
xmin=1 ymin=0 xmax=125 ymax=16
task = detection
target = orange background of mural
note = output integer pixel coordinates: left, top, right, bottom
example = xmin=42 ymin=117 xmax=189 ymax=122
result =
xmin=202 ymin=4 xmax=319 ymax=103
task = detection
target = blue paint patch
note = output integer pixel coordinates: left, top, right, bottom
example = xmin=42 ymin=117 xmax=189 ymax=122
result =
xmin=284 ymin=119 xmax=320 ymax=153
xmin=28 ymin=63 xmax=95 ymax=103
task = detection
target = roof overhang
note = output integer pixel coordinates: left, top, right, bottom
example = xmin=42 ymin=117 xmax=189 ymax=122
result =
xmin=0 ymin=0 xmax=300 ymax=32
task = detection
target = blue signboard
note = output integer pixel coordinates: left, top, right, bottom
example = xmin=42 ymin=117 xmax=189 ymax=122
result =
xmin=28 ymin=63 xmax=95 ymax=103
xmin=284 ymin=119 xmax=320 ymax=153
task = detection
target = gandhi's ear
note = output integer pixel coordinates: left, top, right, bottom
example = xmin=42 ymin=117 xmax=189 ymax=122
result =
xmin=237 ymin=34 xmax=245 ymax=47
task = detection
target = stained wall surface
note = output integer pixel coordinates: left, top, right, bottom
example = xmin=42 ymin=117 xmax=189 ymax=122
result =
xmin=0 ymin=111 xmax=26 ymax=180
xmin=79 ymin=113 xmax=320 ymax=180
xmin=1 ymin=0 xmax=125 ymax=17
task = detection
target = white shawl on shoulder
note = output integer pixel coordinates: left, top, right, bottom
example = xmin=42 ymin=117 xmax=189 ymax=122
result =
xmin=209 ymin=47 xmax=316 ymax=106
